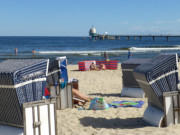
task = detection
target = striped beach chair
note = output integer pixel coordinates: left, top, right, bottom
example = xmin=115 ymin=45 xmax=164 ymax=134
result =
xmin=133 ymin=53 xmax=180 ymax=127
xmin=0 ymin=59 xmax=49 ymax=127
xmin=121 ymin=58 xmax=151 ymax=98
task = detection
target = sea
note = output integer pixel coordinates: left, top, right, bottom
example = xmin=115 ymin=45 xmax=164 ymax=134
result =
xmin=0 ymin=36 xmax=180 ymax=64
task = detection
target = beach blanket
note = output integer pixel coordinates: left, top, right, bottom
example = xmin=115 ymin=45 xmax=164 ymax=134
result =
xmin=108 ymin=101 xmax=144 ymax=108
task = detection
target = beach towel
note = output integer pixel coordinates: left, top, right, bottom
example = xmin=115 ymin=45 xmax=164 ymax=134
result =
xmin=108 ymin=101 xmax=144 ymax=108
xmin=89 ymin=97 xmax=109 ymax=110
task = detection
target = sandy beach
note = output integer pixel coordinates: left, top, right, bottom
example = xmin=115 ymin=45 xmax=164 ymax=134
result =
xmin=57 ymin=64 xmax=180 ymax=135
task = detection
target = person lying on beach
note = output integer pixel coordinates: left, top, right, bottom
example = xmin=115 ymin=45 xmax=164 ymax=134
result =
xmin=98 ymin=63 xmax=106 ymax=70
xmin=73 ymin=88 xmax=93 ymax=102
xmin=69 ymin=78 xmax=93 ymax=103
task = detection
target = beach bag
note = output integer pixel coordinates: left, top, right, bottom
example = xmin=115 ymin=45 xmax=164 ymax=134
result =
xmin=89 ymin=97 xmax=109 ymax=110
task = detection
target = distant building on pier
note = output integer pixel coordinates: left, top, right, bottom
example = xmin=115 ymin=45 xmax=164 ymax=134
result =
xmin=89 ymin=25 xmax=97 ymax=37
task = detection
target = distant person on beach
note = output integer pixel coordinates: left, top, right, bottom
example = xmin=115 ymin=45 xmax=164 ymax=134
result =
xmin=32 ymin=49 xmax=35 ymax=56
xmin=104 ymin=51 xmax=108 ymax=61
xmin=15 ymin=48 xmax=18 ymax=55
xmin=98 ymin=63 xmax=106 ymax=70
xmin=128 ymin=48 xmax=132 ymax=59
xmin=90 ymin=62 xmax=97 ymax=70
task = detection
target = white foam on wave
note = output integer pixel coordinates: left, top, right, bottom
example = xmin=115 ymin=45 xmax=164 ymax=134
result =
xmin=79 ymin=54 xmax=88 ymax=56
xmin=38 ymin=50 xmax=127 ymax=54
xmin=130 ymin=47 xmax=180 ymax=52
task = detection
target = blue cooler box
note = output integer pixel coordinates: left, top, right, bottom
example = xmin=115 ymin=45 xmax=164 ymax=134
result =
xmin=0 ymin=59 xmax=49 ymax=127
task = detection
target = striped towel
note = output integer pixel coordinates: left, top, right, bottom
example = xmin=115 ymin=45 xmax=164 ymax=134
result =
xmin=108 ymin=101 xmax=145 ymax=108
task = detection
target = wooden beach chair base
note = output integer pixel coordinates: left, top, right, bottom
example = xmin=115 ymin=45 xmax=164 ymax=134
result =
xmin=143 ymin=91 xmax=180 ymax=127
xmin=143 ymin=105 xmax=164 ymax=127
xmin=121 ymin=87 xmax=145 ymax=98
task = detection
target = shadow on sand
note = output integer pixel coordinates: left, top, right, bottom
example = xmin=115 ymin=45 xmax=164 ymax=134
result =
xmin=89 ymin=93 xmax=138 ymax=98
xmin=89 ymin=93 xmax=121 ymax=97
xmin=70 ymin=69 xmax=80 ymax=72
xmin=80 ymin=117 xmax=148 ymax=129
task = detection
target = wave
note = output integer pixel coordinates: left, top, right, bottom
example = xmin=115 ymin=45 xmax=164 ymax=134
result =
xmin=130 ymin=47 xmax=180 ymax=52
xmin=38 ymin=50 xmax=127 ymax=55
xmin=37 ymin=46 xmax=180 ymax=55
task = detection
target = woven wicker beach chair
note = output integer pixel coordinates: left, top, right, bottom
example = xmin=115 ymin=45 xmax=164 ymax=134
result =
xmin=133 ymin=53 xmax=180 ymax=127
xmin=0 ymin=59 xmax=49 ymax=127
xmin=121 ymin=58 xmax=151 ymax=98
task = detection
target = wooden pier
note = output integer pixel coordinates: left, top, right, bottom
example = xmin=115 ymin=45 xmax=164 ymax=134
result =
xmin=90 ymin=34 xmax=180 ymax=41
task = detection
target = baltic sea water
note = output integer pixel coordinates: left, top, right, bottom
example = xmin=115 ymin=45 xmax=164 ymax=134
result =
xmin=0 ymin=36 xmax=180 ymax=64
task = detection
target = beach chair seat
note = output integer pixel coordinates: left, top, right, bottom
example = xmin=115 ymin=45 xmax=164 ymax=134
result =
xmin=133 ymin=53 xmax=180 ymax=127
xmin=121 ymin=58 xmax=151 ymax=98
xmin=0 ymin=59 xmax=49 ymax=127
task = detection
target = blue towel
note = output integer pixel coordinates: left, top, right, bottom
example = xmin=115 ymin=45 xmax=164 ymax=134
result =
xmin=54 ymin=81 xmax=67 ymax=89
xmin=60 ymin=81 xmax=67 ymax=88
xmin=108 ymin=101 xmax=145 ymax=108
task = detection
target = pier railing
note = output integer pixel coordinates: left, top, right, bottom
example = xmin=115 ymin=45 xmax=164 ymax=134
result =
xmin=90 ymin=34 xmax=180 ymax=41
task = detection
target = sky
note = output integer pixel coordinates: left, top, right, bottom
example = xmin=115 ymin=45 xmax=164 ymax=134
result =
xmin=0 ymin=0 xmax=180 ymax=36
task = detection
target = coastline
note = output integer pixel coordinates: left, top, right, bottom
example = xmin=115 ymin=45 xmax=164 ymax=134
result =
xmin=56 ymin=64 xmax=180 ymax=135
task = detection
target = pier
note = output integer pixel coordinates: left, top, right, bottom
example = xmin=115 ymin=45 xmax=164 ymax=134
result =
xmin=89 ymin=26 xmax=180 ymax=41
xmin=90 ymin=34 xmax=180 ymax=41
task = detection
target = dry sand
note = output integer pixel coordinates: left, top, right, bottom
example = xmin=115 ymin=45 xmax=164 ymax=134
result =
xmin=57 ymin=64 xmax=180 ymax=135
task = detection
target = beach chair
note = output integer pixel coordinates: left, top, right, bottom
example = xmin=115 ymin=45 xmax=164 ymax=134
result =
xmin=49 ymin=82 xmax=73 ymax=110
xmin=133 ymin=53 xmax=180 ymax=127
xmin=46 ymin=56 xmax=74 ymax=110
xmin=0 ymin=99 xmax=57 ymax=135
xmin=121 ymin=58 xmax=151 ymax=98
xmin=0 ymin=59 xmax=49 ymax=127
